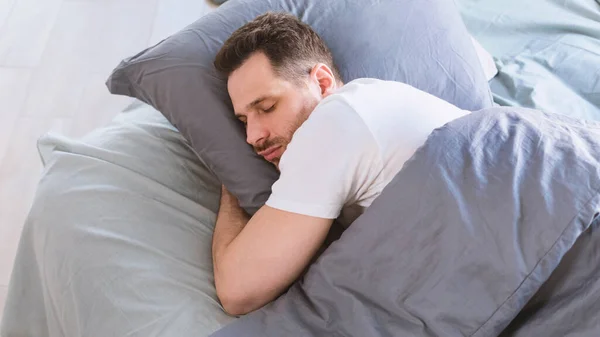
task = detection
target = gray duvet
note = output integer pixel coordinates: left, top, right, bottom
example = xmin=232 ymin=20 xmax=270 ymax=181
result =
xmin=211 ymin=107 xmax=600 ymax=336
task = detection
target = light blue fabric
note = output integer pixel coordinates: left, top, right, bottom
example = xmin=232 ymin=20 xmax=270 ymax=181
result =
xmin=458 ymin=0 xmax=600 ymax=120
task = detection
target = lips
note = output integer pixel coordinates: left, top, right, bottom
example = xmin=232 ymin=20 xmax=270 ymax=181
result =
xmin=258 ymin=146 xmax=282 ymax=162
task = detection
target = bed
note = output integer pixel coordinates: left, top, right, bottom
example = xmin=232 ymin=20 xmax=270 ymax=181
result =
xmin=2 ymin=0 xmax=600 ymax=336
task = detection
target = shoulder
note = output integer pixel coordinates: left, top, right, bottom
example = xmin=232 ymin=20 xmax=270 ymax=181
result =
xmin=287 ymin=94 xmax=375 ymax=152
xmin=278 ymin=94 xmax=381 ymax=173
xmin=333 ymin=78 xmax=417 ymax=101
xmin=293 ymin=78 xmax=404 ymax=137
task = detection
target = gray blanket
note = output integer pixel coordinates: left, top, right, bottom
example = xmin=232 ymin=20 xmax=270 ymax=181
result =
xmin=211 ymin=107 xmax=600 ymax=336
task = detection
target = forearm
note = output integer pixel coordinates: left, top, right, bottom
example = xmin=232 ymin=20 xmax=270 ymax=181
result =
xmin=213 ymin=186 xmax=263 ymax=315
xmin=212 ymin=186 xmax=249 ymax=272
xmin=211 ymin=186 xmax=332 ymax=316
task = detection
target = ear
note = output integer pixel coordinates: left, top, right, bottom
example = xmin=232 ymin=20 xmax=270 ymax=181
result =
xmin=309 ymin=63 xmax=338 ymax=98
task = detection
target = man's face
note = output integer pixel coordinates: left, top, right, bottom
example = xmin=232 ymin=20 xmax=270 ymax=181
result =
xmin=228 ymin=52 xmax=320 ymax=168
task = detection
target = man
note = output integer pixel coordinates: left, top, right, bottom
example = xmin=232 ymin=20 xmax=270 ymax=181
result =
xmin=211 ymin=12 xmax=469 ymax=316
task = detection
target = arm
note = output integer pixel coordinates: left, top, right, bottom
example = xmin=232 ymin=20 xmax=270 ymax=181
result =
xmin=212 ymin=185 xmax=333 ymax=316
xmin=213 ymin=98 xmax=381 ymax=315
xmin=212 ymin=185 xmax=250 ymax=271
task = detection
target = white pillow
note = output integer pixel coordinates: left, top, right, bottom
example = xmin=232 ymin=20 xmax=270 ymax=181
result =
xmin=471 ymin=36 xmax=498 ymax=81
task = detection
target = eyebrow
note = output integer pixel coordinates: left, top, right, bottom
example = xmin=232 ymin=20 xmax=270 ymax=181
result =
xmin=234 ymin=96 xmax=270 ymax=118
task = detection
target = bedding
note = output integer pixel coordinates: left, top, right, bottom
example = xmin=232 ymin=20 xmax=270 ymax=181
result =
xmin=458 ymin=0 xmax=600 ymax=119
xmin=211 ymin=106 xmax=600 ymax=337
xmin=500 ymin=217 xmax=600 ymax=337
xmin=106 ymin=0 xmax=494 ymax=215
xmin=457 ymin=3 xmax=600 ymax=330
xmin=0 ymin=102 xmax=234 ymax=337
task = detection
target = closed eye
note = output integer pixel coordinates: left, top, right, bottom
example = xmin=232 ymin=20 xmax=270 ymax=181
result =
xmin=264 ymin=104 xmax=276 ymax=113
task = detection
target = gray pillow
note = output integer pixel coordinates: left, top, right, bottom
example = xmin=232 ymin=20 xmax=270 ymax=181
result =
xmin=106 ymin=0 xmax=493 ymax=214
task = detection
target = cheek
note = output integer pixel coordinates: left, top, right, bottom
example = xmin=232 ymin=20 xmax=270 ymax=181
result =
xmin=269 ymin=104 xmax=300 ymax=134
xmin=270 ymin=116 xmax=295 ymax=141
xmin=272 ymin=91 xmax=317 ymax=140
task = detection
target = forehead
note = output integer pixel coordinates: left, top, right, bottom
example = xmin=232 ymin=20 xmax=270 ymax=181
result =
xmin=227 ymin=52 xmax=284 ymax=114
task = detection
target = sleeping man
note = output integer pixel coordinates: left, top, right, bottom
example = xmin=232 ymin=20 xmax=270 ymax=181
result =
xmin=211 ymin=12 xmax=469 ymax=316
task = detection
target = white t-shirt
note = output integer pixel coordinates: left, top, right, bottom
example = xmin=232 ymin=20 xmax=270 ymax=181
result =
xmin=265 ymin=78 xmax=469 ymax=227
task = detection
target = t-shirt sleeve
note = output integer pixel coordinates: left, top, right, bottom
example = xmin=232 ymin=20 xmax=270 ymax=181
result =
xmin=265 ymin=98 xmax=384 ymax=219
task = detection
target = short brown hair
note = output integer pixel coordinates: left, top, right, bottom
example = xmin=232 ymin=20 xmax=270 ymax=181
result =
xmin=214 ymin=12 xmax=341 ymax=83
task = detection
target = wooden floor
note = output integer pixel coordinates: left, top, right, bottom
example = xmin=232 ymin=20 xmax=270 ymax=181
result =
xmin=0 ymin=0 xmax=216 ymax=320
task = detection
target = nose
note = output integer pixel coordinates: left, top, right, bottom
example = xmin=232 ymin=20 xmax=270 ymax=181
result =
xmin=245 ymin=117 xmax=269 ymax=147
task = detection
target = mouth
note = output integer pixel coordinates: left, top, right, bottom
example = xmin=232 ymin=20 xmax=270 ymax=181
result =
xmin=258 ymin=146 xmax=283 ymax=162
